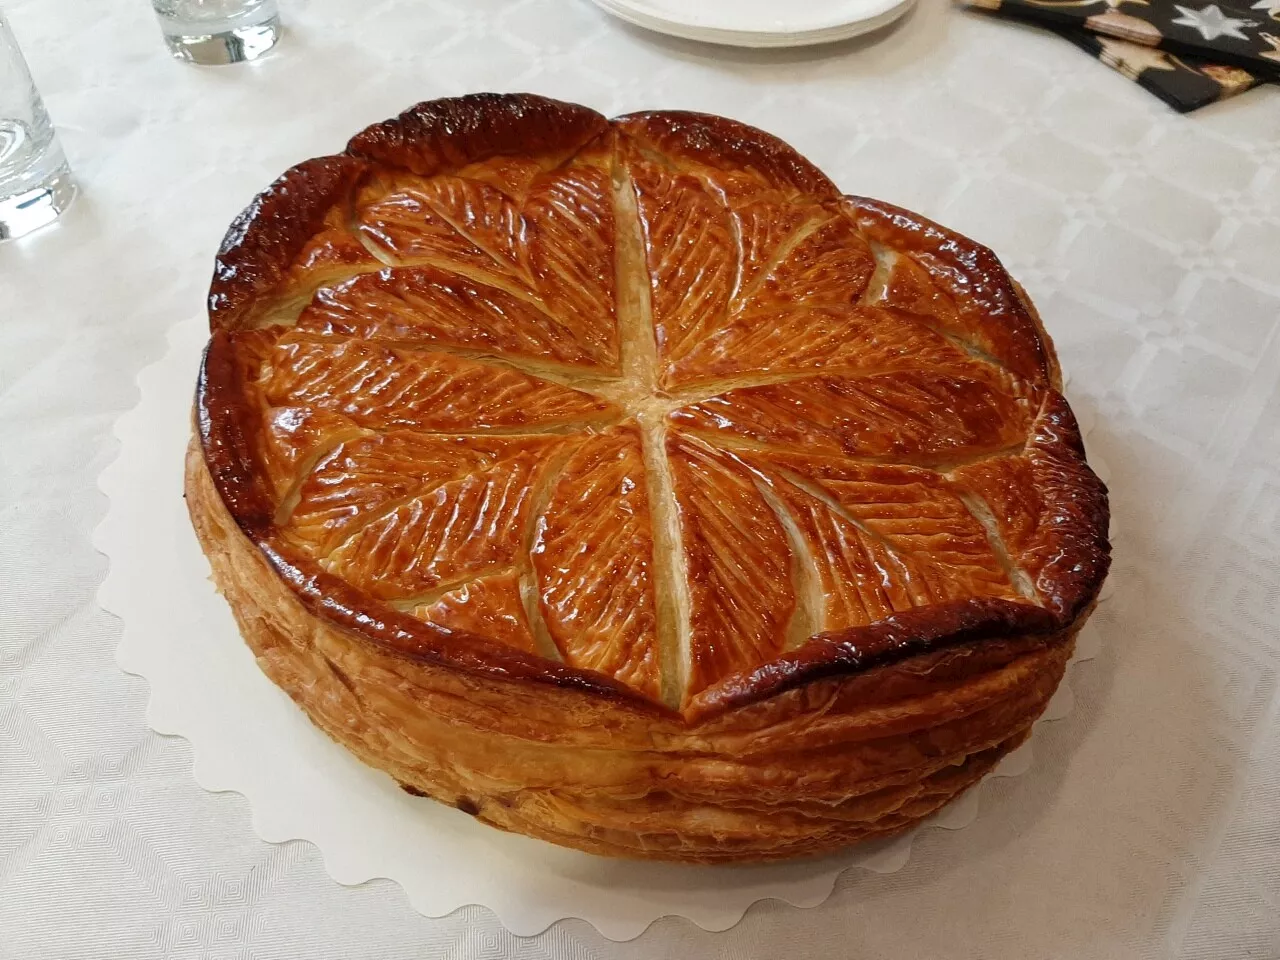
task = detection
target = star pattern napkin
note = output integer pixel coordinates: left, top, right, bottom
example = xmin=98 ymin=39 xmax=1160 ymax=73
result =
xmin=965 ymin=0 xmax=1280 ymax=77
xmin=1060 ymin=27 xmax=1260 ymax=110
xmin=960 ymin=0 xmax=1271 ymax=111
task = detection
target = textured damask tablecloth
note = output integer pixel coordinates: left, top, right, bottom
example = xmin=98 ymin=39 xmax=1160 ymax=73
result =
xmin=2 ymin=0 xmax=1278 ymax=957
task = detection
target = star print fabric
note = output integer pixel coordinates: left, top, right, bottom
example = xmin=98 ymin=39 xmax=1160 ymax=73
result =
xmin=959 ymin=0 xmax=1275 ymax=111
xmin=1059 ymin=26 xmax=1261 ymax=110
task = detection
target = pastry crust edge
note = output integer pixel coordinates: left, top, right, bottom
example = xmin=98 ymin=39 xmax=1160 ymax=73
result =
xmin=188 ymin=437 xmax=1088 ymax=862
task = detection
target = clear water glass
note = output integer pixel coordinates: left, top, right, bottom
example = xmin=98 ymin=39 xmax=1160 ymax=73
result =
xmin=0 ymin=13 xmax=75 ymax=241
xmin=151 ymin=0 xmax=282 ymax=65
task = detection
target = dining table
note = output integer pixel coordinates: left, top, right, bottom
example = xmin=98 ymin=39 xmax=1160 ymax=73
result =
xmin=2 ymin=0 xmax=1278 ymax=957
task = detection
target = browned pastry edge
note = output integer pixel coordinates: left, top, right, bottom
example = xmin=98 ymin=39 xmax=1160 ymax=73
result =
xmin=1024 ymin=393 xmax=1112 ymax=617
xmin=196 ymin=92 xmax=1110 ymax=726
xmin=844 ymin=195 xmax=1057 ymax=385
xmin=187 ymin=440 xmax=1080 ymax=861
xmin=209 ymin=94 xmax=610 ymax=336
xmin=346 ymin=92 xmax=609 ymax=177
xmin=1010 ymin=277 xmax=1063 ymax=390
xmin=207 ymin=154 xmax=370 ymax=333
xmin=614 ymin=110 xmax=841 ymax=200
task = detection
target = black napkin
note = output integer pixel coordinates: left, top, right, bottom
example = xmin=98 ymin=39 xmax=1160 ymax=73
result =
xmin=960 ymin=0 xmax=1270 ymax=111
xmin=967 ymin=0 xmax=1280 ymax=77
xmin=1057 ymin=24 xmax=1260 ymax=111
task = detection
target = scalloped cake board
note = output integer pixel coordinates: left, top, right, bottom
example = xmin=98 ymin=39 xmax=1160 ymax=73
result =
xmin=95 ymin=314 xmax=1110 ymax=941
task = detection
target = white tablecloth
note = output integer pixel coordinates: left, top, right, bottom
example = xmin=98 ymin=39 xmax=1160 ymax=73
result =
xmin=3 ymin=0 xmax=1278 ymax=956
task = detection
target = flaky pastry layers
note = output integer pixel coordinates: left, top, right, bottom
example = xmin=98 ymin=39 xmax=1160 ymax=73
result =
xmin=188 ymin=93 xmax=1110 ymax=862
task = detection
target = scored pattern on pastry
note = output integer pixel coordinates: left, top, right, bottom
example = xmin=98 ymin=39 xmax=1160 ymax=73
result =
xmin=218 ymin=114 xmax=1061 ymax=712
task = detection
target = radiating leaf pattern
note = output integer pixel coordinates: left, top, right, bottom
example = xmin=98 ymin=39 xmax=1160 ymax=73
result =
xmin=628 ymin=155 xmax=736 ymax=368
xmin=224 ymin=123 xmax=1061 ymax=708
xmin=285 ymin=433 xmax=557 ymax=558
xmin=287 ymin=204 xmax=382 ymax=287
xmin=411 ymin=571 xmax=539 ymax=654
xmin=847 ymin=196 xmax=1053 ymax=385
xmin=323 ymin=440 xmax=560 ymax=600
xmin=460 ymin=156 xmax=545 ymax=199
xmin=359 ymin=182 xmax=502 ymax=274
xmin=256 ymin=406 xmax=367 ymax=502
xmin=259 ymin=333 xmax=617 ymax=431
xmin=409 ymin=175 xmax=526 ymax=269
xmin=624 ymin=148 xmax=878 ymax=389
xmin=521 ymin=153 xmax=617 ymax=363
xmin=871 ymin=247 xmax=1045 ymax=378
xmin=728 ymin=196 xmax=814 ymax=310
xmin=668 ymin=437 xmax=796 ymax=700
xmin=533 ymin=426 xmax=662 ymax=700
xmin=672 ymin=371 xmax=1032 ymax=463
xmin=355 ymin=144 xmax=619 ymax=367
xmin=296 ymin=266 xmax=594 ymax=367
xmin=746 ymin=453 xmax=1018 ymax=629
xmin=948 ymin=454 xmax=1042 ymax=568
xmin=744 ymin=214 xmax=875 ymax=311
xmin=668 ymin=305 xmax=988 ymax=386
xmin=947 ymin=395 xmax=1107 ymax=616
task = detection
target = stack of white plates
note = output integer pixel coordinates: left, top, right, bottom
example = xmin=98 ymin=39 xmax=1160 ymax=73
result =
xmin=587 ymin=0 xmax=917 ymax=48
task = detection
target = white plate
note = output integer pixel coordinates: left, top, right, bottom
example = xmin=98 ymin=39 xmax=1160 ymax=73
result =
xmin=588 ymin=0 xmax=916 ymax=47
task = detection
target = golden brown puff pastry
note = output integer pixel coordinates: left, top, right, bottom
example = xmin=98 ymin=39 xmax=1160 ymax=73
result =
xmin=188 ymin=93 xmax=1110 ymax=862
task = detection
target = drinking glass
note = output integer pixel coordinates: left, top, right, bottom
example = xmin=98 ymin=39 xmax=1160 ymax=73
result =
xmin=0 ymin=12 xmax=75 ymax=241
xmin=151 ymin=0 xmax=282 ymax=65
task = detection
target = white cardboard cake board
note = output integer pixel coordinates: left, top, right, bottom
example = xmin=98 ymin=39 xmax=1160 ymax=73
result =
xmin=96 ymin=315 xmax=1107 ymax=940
